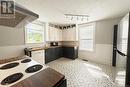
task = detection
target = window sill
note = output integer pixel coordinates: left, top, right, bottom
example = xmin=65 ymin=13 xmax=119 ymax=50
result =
xmin=79 ymin=50 xmax=94 ymax=53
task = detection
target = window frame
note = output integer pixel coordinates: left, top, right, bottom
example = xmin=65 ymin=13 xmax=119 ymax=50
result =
xmin=78 ymin=22 xmax=96 ymax=52
xmin=25 ymin=21 xmax=45 ymax=44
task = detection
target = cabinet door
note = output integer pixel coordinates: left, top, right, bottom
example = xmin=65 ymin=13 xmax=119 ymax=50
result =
xmin=55 ymin=47 xmax=63 ymax=58
xmin=55 ymin=47 xmax=59 ymax=59
xmin=63 ymin=47 xmax=75 ymax=59
xmin=63 ymin=47 xmax=78 ymax=59
xmin=32 ymin=50 xmax=45 ymax=64
xmin=55 ymin=28 xmax=62 ymax=41
xmin=57 ymin=79 xmax=67 ymax=87
xmin=71 ymin=27 xmax=76 ymax=41
xmin=59 ymin=29 xmax=62 ymax=41
xmin=59 ymin=47 xmax=63 ymax=57
xmin=49 ymin=27 xmax=54 ymax=41
xmin=62 ymin=28 xmax=76 ymax=41
xmin=58 ymin=29 xmax=62 ymax=41
xmin=62 ymin=29 xmax=67 ymax=41
xmin=48 ymin=26 xmax=51 ymax=41
xmin=68 ymin=28 xmax=76 ymax=41
xmin=45 ymin=48 xmax=56 ymax=64
xmin=45 ymin=47 xmax=63 ymax=64
xmin=49 ymin=27 xmax=62 ymax=41
xmin=55 ymin=28 xmax=59 ymax=41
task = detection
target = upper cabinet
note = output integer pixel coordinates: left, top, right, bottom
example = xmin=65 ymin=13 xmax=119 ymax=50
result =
xmin=48 ymin=26 xmax=62 ymax=41
xmin=59 ymin=29 xmax=63 ymax=41
xmin=47 ymin=24 xmax=78 ymax=42
xmin=62 ymin=27 xmax=76 ymax=41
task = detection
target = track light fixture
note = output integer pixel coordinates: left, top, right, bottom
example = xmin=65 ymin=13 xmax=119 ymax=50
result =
xmin=65 ymin=14 xmax=89 ymax=21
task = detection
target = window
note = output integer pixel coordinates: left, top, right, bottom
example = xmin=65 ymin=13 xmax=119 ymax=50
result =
xmin=25 ymin=21 xmax=45 ymax=43
xmin=79 ymin=23 xmax=95 ymax=51
xmin=121 ymin=20 xmax=128 ymax=53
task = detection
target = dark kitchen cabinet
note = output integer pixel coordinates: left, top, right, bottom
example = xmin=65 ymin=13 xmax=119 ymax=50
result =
xmin=57 ymin=79 xmax=67 ymax=87
xmin=45 ymin=47 xmax=63 ymax=64
xmin=45 ymin=46 xmax=78 ymax=64
xmin=55 ymin=47 xmax=62 ymax=59
xmin=56 ymin=47 xmax=63 ymax=58
xmin=45 ymin=48 xmax=56 ymax=64
xmin=63 ymin=46 xmax=78 ymax=59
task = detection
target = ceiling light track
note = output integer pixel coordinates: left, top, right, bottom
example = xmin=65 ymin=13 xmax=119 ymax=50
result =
xmin=65 ymin=14 xmax=89 ymax=21
xmin=65 ymin=14 xmax=89 ymax=17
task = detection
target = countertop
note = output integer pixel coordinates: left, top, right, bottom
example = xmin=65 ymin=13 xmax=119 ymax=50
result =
xmin=48 ymin=45 xmax=62 ymax=48
xmin=0 ymin=56 xmax=28 ymax=64
xmin=11 ymin=68 xmax=65 ymax=87
xmin=26 ymin=47 xmax=46 ymax=51
xmin=26 ymin=45 xmax=78 ymax=51
xmin=47 ymin=45 xmax=78 ymax=48
xmin=62 ymin=45 xmax=78 ymax=47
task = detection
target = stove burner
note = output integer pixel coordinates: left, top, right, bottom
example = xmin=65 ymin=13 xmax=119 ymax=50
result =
xmin=21 ymin=59 xmax=31 ymax=63
xmin=0 ymin=62 xmax=19 ymax=70
xmin=25 ymin=64 xmax=43 ymax=73
xmin=1 ymin=73 xmax=23 ymax=85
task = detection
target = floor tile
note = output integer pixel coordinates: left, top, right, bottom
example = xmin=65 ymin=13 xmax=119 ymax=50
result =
xmin=47 ymin=58 xmax=125 ymax=87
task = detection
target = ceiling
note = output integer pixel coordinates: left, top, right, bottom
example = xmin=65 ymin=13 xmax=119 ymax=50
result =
xmin=16 ymin=0 xmax=130 ymax=24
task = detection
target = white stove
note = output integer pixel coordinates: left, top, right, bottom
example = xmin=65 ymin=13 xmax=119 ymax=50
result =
xmin=0 ymin=57 xmax=48 ymax=87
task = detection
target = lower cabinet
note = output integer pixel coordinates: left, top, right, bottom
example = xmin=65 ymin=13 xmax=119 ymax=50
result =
xmin=45 ymin=47 xmax=63 ymax=64
xmin=31 ymin=50 xmax=45 ymax=64
xmin=57 ymin=79 xmax=67 ymax=87
xmin=56 ymin=47 xmax=63 ymax=58
xmin=45 ymin=48 xmax=55 ymax=64
xmin=45 ymin=46 xmax=78 ymax=64
xmin=63 ymin=46 xmax=78 ymax=59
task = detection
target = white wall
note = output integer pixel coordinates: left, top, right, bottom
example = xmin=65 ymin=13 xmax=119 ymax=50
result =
xmin=0 ymin=17 xmax=125 ymax=67
xmin=0 ymin=45 xmax=25 ymax=59
xmin=78 ymin=18 xmax=122 ymax=66
xmin=79 ymin=44 xmax=113 ymax=65
xmin=0 ymin=22 xmax=46 ymax=60
xmin=0 ymin=25 xmax=25 ymax=46
xmin=0 ymin=24 xmax=26 ymax=59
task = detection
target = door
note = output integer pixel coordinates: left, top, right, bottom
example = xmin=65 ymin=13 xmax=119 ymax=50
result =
xmin=112 ymin=25 xmax=118 ymax=66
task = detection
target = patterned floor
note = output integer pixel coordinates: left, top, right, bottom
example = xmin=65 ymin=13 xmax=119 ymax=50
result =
xmin=47 ymin=58 xmax=126 ymax=87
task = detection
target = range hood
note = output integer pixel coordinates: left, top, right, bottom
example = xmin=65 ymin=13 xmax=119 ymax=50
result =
xmin=0 ymin=2 xmax=39 ymax=27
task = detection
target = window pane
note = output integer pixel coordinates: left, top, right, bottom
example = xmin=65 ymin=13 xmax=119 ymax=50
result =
xmin=122 ymin=20 xmax=128 ymax=38
xmin=26 ymin=23 xmax=43 ymax=31
xmin=79 ymin=25 xmax=93 ymax=39
xmin=79 ymin=23 xmax=95 ymax=51
xmin=26 ymin=22 xmax=44 ymax=43
xmin=27 ymin=29 xmax=43 ymax=43
xmin=121 ymin=39 xmax=127 ymax=54
xmin=79 ymin=40 xmax=93 ymax=51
